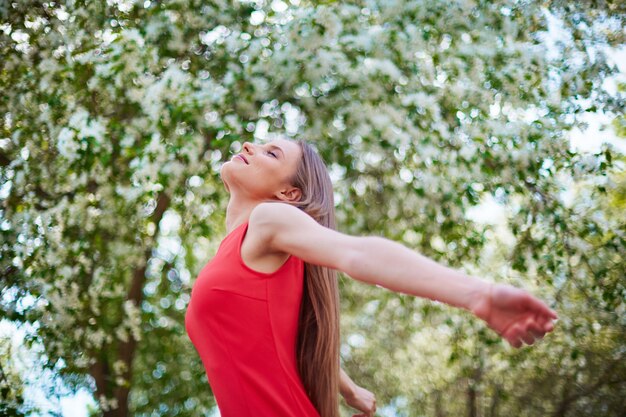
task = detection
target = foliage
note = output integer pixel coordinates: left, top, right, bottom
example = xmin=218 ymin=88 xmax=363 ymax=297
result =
xmin=0 ymin=337 xmax=30 ymax=417
xmin=1 ymin=0 xmax=624 ymax=415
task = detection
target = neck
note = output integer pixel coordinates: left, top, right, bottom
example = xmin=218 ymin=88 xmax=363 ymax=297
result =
xmin=225 ymin=193 xmax=263 ymax=234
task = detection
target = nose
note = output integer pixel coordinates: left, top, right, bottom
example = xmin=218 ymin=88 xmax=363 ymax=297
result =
xmin=242 ymin=141 xmax=254 ymax=155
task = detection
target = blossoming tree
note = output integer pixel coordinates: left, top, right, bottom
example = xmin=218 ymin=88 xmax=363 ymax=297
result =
xmin=1 ymin=0 xmax=624 ymax=415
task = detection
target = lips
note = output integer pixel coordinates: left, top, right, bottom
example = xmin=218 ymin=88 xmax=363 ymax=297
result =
xmin=236 ymin=154 xmax=249 ymax=164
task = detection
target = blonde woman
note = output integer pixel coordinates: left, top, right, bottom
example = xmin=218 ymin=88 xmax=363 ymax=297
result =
xmin=185 ymin=138 xmax=557 ymax=417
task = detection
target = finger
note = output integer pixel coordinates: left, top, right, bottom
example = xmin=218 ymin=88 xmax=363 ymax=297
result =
xmin=509 ymin=336 xmax=523 ymax=348
xmin=536 ymin=315 xmax=556 ymax=333
xmin=503 ymin=322 xmax=522 ymax=340
xmin=526 ymin=321 xmax=546 ymax=340
xmin=520 ymin=330 xmax=535 ymax=345
xmin=526 ymin=296 xmax=558 ymax=319
xmin=503 ymin=324 xmax=523 ymax=348
xmin=505 ymin=331 xmax=523 ymax=348
xmin=532 ymin=316 xmax=550 ymax=332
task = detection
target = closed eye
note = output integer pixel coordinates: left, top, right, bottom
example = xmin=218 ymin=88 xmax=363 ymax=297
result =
xmin=267 ymin=150 xmax=277 ymax=158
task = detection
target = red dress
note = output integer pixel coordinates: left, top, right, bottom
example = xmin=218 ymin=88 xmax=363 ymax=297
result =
xmin=185 ymin=220 xmax=321 ymax=417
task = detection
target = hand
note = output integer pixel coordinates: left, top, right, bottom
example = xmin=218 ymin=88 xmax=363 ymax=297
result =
xmin=344 ymin=385 xmax=377 ymax=417
xmin=470 ymin=282 xmax=558 ymax=348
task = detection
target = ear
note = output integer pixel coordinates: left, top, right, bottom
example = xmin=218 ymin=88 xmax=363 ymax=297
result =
xmin=276 ymin=186 xmax=301 ymax=202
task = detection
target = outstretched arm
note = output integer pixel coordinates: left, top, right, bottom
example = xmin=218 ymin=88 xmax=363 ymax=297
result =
xmin=249 ymin=202 xmax=558 ymax=347
xmin=345 ymin=237 xmax=557 ymax=347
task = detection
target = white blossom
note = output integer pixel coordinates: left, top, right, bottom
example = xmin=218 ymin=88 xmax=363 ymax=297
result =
xmin=56 ymin=127 xmax=79 ymax=161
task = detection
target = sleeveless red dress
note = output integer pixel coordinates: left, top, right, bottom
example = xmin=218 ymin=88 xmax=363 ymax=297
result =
xmin=184 ymin=220 xmax=321 ymax=417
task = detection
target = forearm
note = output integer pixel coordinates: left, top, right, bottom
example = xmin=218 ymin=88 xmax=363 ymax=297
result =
xmin=339 ymin=368 xmax=357 ymax=399
xmin=347 ymin=236 xmax=490 ymax=311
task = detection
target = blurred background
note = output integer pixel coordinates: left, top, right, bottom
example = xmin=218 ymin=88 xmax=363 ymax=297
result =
xmin=1 ymin=0 xmax=625 ymax=416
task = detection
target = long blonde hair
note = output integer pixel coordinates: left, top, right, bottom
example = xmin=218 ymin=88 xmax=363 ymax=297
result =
xmin=278 ymin=139 xmax=341 ymax=417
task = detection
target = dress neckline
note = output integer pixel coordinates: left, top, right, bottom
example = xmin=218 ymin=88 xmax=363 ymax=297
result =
xmin=225 ymin=220 xmax=249 ymax=238
xmin=216 ymin=220 xmax=249 ymax=252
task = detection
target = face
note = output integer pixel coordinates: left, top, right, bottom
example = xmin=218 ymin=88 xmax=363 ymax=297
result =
xmin=220 ymin=138 xmax=303 ymax=202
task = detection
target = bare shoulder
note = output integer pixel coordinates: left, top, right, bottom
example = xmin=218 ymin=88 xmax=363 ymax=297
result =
xmin=247 ymin=202 xmax=314 ymax=246
xmin=248 ymin=201 xmax=358 ymax=272
xmin=240 ymin=202 xmax=306 ymax=263
xmin=249 ymin=201 xmax=313 ymax=227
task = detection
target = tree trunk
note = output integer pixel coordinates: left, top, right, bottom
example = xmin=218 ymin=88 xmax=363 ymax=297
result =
xmin=434 ymin=390 xmax=445 ymax=417
xmin=94 ymin=193 xmax=171 ymax=417
xmin=467 ymin=380 xmax=477 ymax=417
xmin=467 ymin=366 xmax=482 ymax=417
xmin=489 ymin=385 xmax=500 ymax=417
xmin=111 ymin=262 xmax=148 ymax=417
xmin=554 ymin=388 xmax=570 ymax=417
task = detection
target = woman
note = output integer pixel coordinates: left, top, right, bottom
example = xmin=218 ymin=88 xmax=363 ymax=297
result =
xmin=184 ymin=138 xmax=558 ymax=417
